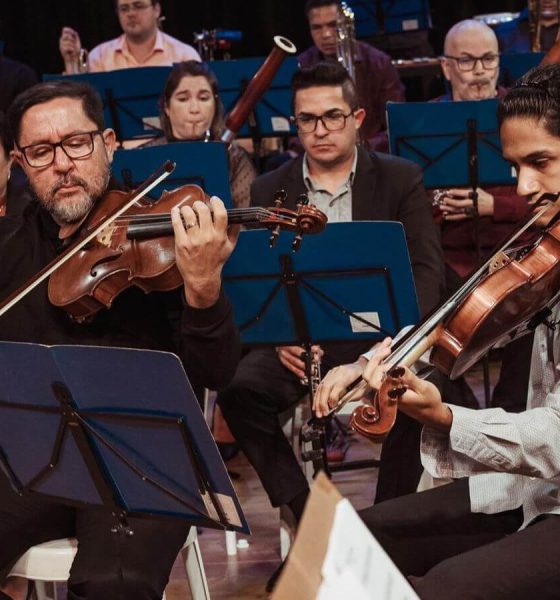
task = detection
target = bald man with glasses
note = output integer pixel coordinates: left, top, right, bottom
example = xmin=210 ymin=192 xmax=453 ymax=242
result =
xmin=430 ymin=19 xmax=533 ymax=412
xmin=59 ymin=0 xmax=199 ymax=74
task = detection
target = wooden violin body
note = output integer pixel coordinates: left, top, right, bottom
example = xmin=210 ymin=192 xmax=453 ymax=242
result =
xmin=347 ymin=208 xmax=560 ymax=441
xmin=48 ymin=187 xmax=205 ymax=321
xmin=432 ymin=222 xmax=560 ymax=379
xmin=47 ymin=184 xmax=327 ymax=322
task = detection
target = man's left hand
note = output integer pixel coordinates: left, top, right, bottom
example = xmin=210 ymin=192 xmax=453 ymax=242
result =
xmin=369 ymin=365 xmax=453 ymax=433
xmin=171 ymin=197 xmax=235 ymax=308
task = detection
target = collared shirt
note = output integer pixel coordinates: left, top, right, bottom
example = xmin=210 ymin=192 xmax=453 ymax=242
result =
xmin=302 ymin=148 xmax=357 ymax=222
xmin=88 ymin=30 xmax=200 ymax=72
xmin=421 ymin=303 xmax=560 ymax=529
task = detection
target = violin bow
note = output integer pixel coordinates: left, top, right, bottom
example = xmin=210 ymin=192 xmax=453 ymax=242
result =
xmin=0 ymin=161 xmax=175 ymax=319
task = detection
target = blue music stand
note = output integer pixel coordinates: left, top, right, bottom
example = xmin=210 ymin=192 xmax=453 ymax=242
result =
xmin=43 ymin=67 xmax=172 ymax=143
xmin=222 ymin=222 xmax=419 ymax=347
xmin=112 ymin=141 xmax=233 ymax=207
xmin=499 ymin=52 xmax=543 ymax=87
xmin=223 ymin=222 xmax=419 ymax=475
xmin=209 ymin=56 xmax=298 ymax=138
xmin=387 ymin=99 xmax=516 ymax=188
xmin=349 ymin=0 xmax=431 ymax=38
xmin=0 ymin=341 xmax=248 ymax=533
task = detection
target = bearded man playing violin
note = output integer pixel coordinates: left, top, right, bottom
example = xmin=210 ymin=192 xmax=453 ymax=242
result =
xmin=0 ymin=79 xmax=240 ymax=600
xmin=315 ymin=64 xmax=560 ymax=600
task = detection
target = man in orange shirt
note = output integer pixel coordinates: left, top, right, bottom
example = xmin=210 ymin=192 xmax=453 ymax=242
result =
xmin=59 ymin=0 xmax=200 ymax=74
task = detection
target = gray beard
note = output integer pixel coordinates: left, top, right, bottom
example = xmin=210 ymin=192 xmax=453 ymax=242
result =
xmin=35 ymin=169 xmax=110 ymax=225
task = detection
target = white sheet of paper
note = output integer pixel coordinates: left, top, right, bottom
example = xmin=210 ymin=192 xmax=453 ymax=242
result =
xmin=320 ymin=498 xmax=419 ymax=600
xmin=317 ymin=570 xmax=369 ymax=600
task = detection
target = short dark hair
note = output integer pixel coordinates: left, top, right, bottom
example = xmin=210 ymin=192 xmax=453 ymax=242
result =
xmin=497 ymin=64 xmax=560 ymax=137
xmin=7 ymin=80 xmax=105 ymax=147
xmin=305 ymin=0 xmax=339 ymax=17
xmin=291 ymin=62 xmax=359 ymax=113
xmin=159 ymin=60 xmax=224 ymax=141
xmin=0 ymin=114 xmax=11 ymax=158
xmin=114 ymin=0 xmax=158 ymax=8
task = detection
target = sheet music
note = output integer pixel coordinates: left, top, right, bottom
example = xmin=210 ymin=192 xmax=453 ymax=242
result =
xmin=318 ymin=499 xmax=419 ymax=600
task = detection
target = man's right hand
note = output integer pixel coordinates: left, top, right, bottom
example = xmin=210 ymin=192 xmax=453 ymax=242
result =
xmin=275 ymin=345 xmax=324 ymax=380
xmin=313 ymin=359 xmax=366 ymax=418
xmin=59 ymin=27 xmax=82 ymax=73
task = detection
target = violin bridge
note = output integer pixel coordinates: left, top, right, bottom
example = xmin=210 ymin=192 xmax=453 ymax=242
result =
xmin=97 ymin=223 xmax=117 ymax=248
xmin=488 ymin=251 xmax=511 ymax=274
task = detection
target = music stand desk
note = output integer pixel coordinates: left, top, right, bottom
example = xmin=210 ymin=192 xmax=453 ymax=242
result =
xmin=350 ymin=0 xmax=431 ymax=38
xmin=223 ymin=222 xmax=420 ymax=346
xmin=387 ymin=98 xmax=516 ymax=188
xmin=0 ymin=342 xmax=248 ymax=533
xmin=43 ymin=67 xmax=172 ymax=143
xmin=112 ymin=141 xmax=233 ymax=207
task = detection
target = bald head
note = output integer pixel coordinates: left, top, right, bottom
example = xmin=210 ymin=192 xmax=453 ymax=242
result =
xmin=441 ymin=19 xmax=500 ymax=102
xmin=444 ymin=19 xmax=498 ymax=56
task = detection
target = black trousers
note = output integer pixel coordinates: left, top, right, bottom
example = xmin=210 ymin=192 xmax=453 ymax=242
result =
xmin=0 ymin=474 xmax=188 ymax=600
xmin=359 ymin=478 xmax=560 ymax=599
xmin=217 ymin=347 xmax=424 ymax=507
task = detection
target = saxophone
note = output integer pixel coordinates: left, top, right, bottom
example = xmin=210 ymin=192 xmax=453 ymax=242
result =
xmin=336 ymin=1 xmax=357 ymax=81
xmin=528 ymin=0 xmax=542 ymax=52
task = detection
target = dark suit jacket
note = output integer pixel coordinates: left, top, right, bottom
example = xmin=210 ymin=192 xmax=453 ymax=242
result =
xmin=251 ymin=147 xmax=445 ymax=321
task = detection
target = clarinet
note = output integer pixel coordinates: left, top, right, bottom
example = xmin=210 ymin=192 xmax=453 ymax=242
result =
xmin=299 ymin=349 xmax=330 ymax=477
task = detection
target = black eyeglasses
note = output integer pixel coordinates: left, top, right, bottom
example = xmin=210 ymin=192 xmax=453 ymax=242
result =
xmin=291 ymin=109 xmax=356 ymax=133
xmin=444 ymin=53 xmax=500 ymax=72
xmin=17 ymin=131 xmax=103 ymax=168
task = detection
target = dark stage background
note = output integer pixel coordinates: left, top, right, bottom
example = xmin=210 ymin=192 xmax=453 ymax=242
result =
xmin=0 ymin=0 xmax=527 ymax=77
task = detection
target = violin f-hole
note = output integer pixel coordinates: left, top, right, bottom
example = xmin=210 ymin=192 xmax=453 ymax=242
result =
xmin=90 ymin=252 xmax=124 ymax=278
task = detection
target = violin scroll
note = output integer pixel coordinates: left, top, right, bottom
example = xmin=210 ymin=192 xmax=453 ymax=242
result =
xmin=349 ymin=378 xmax=399 ymax=442
xmin=264 ymin=190 xmax=327 ymax=250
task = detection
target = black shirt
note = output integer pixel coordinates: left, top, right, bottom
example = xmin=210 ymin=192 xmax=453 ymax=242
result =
xmin=0 ymin=56 xmax=38 ymax=115
xmin=0 ymin=200 xmax=240 ymax=397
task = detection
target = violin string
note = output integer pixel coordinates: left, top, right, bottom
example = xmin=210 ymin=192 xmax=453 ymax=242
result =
xmin=107 ymin=207 xmax=295 ymax=229
xmin=111 ymin=208 xmax=280 ymax=223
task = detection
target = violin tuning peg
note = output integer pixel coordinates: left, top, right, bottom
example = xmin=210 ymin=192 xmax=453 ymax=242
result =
xmin=296 ymin=193 xmax=309 ymax=208
xmin=273 ymin=189 xmax=287 ymax=207
xmin=292 ymin=231 xmax=303 ymax=252
xmin=269 ymin=224 xmax=281 ymax=248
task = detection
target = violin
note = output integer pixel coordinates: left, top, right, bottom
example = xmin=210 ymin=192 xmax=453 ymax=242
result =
xmin=0 ymin=166 xmax=327 ymax=324
xmin=332 ymin=196 xmax=560 ymax=441
xmin=47 ymin=184 xmax=326 ymax=322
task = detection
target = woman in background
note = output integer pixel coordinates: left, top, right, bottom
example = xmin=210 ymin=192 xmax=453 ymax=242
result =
xmin=151 ymin=61 xmax=256 ymax=456
xmin=151 ymin=60 xmax=256 ymax=209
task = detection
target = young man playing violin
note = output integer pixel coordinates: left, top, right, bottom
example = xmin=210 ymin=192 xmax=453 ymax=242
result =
xmin=0 ymin=79 xmax=240 ymax=600
xmin=315 ymin=64 xmax=560 ymax=600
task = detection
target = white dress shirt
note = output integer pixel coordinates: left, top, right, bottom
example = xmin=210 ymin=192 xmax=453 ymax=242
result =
xmin=422 ymin=303 xmax=560 ymax=528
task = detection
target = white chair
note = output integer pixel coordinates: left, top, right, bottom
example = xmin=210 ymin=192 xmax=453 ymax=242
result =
xmin=8 ymin=527 xmax=210 ymax=600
